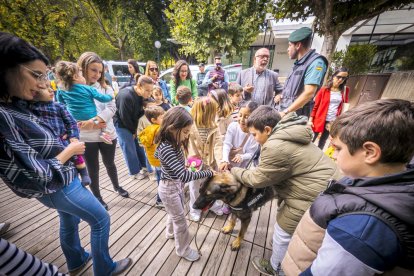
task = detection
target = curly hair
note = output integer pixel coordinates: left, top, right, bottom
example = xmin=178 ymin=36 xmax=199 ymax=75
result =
xmin=172 ymin=60 xmax=192 ymax=86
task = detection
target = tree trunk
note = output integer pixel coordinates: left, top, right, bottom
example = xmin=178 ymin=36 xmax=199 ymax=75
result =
xmin=320 ymin=31 xmax=340 ymax=64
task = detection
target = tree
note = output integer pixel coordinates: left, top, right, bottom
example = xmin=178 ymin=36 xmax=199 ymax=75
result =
xmin=166 ymin=0 xmax=271 ymax=62
xmin=331 ymin=44 xmax=377 ymax=75
xmin=272 ymin=0 xmax=413 ymax=62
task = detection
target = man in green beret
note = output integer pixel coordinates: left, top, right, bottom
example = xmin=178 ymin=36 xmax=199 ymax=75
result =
xmin=275 ymin=27 xmax=328 ymax=118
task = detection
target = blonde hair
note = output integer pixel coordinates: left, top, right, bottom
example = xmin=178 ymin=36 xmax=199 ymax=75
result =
xmin=209 ymin=89 xmax=233 ymax=118
xmin=145 ymin=60 xmax=158 ymax=77
xmin=55 ymin=61 xmax=79 ymax=90
xmin=191 ymin=97 xmax=217 ymax=128
xmin=77 ymin=52 xmax=106 ymax=88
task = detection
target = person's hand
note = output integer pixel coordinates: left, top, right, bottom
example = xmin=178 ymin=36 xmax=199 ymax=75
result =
xmin=274 ymin=94 xmax=281 ymax=104
xmin=244 ymin=84 xmax=254 ymax=93
xmin=211 ymin=169 xmax=218 ymax=176
xmin=307 ymin=121 xmax=314 ymax=128
xmin=218 ymin=162 xmax=229 ymax=172
xmin=67 ymin=140 xmax=85 ymax=155
xmin=69 ymin=137 xmax=79 ymax=143
xmin=325 ymin=122 xmax=332 ymax=132
xmin=279 ymin=111 xmax=286 ymax=118
xmin=231 ymin=154 xmax=242 ymax=163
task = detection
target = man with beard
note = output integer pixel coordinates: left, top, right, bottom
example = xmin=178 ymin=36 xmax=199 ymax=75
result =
xmin=203 ymin=55 xmax=229 ymax=92
xmin=275 ymin=27 xmax=328 ymax=118
xmin=236 ymin=48 xmax=283 ymax=106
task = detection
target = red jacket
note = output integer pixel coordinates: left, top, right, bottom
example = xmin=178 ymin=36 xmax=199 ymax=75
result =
xmin=310 ymin=86 xmax=349 ymax=133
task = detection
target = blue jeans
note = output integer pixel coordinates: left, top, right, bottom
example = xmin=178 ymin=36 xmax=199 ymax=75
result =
xmin=155 ymin=167 xmax=162 ymax=202
xmin=115 ymin=126 xmax=143 ymax=175
xmin=135 ymin=139 xmax=153 ymax=173
xmin=37 ymin=178 xmax=116 ymax=275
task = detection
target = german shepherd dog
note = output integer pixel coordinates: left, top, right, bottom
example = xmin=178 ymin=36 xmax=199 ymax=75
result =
xmin=193 ymin=172 xmax=277 ymax=250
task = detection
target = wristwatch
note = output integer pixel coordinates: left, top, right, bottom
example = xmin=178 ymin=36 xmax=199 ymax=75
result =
xmin=92 ymin=118 xmax=100 ymax=125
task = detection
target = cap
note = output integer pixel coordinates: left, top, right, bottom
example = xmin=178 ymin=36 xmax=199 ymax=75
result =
xmin=199 ymin=63 xmax=205 ymax=67
xmin=288 ymin=27 xmax=312 ymax=42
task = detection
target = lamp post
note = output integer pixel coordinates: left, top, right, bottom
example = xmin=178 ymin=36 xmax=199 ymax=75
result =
xmin=154 ymin=40 xmax=161 ymax=66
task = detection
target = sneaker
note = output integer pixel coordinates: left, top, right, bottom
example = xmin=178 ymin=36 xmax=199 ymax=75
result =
xmin=210 ymin=206 xmax=223 ymax=216
xmin=116 ymin=187 xmax=129 ymax=198
xmin=0 ymin=222 xmax=10 ymax=236
xmin=135 ymin=170 xmax=149 ymax=180
xmin=100 ymin=133 xmax=113 ymax=145
xmin=149 ymin=172 xmax=157 ymax=182
xmin=112 ymin=258 xmax=132 ymax=275
xmin=155 ymin=201 xmax=164 ymax=208
xmin=222 ymin=205 xmax=231 ymax=215
xmin=97 ymin=197 xmax=108 ymax=210
xmin=251 ymin=257 xmax=277 ymax=276
xmin=183 ymin=249 xmax=200 ymax=262
xmin=165 ymin=232 xmax=174 ymax=239
xmin=189 ymin=214 xmax=200 ymax=222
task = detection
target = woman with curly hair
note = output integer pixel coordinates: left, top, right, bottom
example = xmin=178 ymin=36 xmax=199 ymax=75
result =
xmin=169 ymin=60 xmax=197 ymax=105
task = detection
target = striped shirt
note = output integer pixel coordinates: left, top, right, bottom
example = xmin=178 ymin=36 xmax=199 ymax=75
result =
xmin=0 ymin=238 xmax=66 ymax=276
xmin=0 ymin=99 xmax=76 ymax=198
xmin=155 ymin=141 xmax=213 ymax=182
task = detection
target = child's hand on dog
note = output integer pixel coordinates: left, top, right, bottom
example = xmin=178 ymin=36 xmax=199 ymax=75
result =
xmin=219 ymin=162 xmax=229 ymax=172
xmin=231 ymin=154 xmax=242 ymax=163
xmin=210 ymin=169 xmax=218 ymax=176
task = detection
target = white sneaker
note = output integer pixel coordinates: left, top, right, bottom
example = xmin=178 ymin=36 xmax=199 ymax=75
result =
xmin=166 ymin=232 xmax=174 ymax=239
xmin=189 ymin=214 xmax=201 ymax=222
xmin=135 ymin=171 xmax=149 ymax=180
xmin=183 ymin=249 xmax=200 ymax=262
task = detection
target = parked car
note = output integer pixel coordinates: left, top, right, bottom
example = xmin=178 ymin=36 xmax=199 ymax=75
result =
xmin=105 ymin=60 xmax=146 ymax=87
xmin=159 ymin=63 xmax=242 ymax=89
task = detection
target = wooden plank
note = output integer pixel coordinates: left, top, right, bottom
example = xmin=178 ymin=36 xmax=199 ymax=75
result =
xmin=198 ymin=231 xmax=231 ymax=276
xmin=246 ymin=244 xmax=264 ymax=276
xmin=253 ymin=200 xmax=272 ymax=247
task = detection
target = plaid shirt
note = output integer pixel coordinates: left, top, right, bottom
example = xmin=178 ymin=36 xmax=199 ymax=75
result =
xmin=30 ymin=101 xmax=79 ymax=141
xmin=0 ymin=98 xmax=76 ymax=198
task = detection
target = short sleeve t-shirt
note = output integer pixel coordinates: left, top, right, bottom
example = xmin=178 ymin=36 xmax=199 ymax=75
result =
xmin=304 ymin=57 xmax=327 ymax=86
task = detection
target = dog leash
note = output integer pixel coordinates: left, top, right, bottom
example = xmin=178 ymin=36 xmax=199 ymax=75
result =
xmin=194 ymin=202 xmax=214 ymax=256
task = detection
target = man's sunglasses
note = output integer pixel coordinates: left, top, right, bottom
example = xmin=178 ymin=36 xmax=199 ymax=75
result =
xmin=149 ymin=67 xmax=159 ymax=72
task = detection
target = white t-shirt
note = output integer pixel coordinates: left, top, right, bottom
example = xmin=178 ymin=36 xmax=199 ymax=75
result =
xmin=326 ymin=91 xmax=342 ymax=122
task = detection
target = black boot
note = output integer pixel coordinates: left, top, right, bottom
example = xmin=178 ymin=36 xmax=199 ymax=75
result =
xmin=97 ymin=197 xmax=108 ymax=210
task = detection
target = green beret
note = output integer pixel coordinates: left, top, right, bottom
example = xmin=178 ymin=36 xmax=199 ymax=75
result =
xmin=289 ymin=27 xmax=312 ymax=42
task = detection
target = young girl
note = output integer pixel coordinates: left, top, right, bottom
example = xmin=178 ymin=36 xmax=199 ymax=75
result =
xmin=152 ymin=85 xmax=171 ymax=111
xmin=188 ymin=97 xmax=224 ymax=221
xmin=154 ymin=107 xmax=214 ymax=262
xmin=55 ymin=61 xmax=114 ymax=144
xmin=219 ymin=101 xmax=259 ymax=171
xmin=209 ymin=89 xmax=234 ymax=137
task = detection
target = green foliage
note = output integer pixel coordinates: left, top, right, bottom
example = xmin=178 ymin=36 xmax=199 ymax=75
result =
xmin=331 ymin=44 xmax=377 ymax=75
xmin=271 ymin=0 xmax=412 ymax=61
xmin=166 ymin=0 xmax=271 ymax=61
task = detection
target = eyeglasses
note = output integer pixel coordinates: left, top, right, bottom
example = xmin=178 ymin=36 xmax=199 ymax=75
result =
xmin=21 ymin=65 xmax=49 ymax=83
xmin=149 ymin=67 xmax=159 ymax=72
xmin=335 ymin=75 xmax=348 ymax=80
xmin=255 ymin=55 xmax=270 ymax=59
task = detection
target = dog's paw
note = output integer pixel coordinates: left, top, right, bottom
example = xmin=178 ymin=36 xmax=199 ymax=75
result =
xmin=230 ymin=238 xmax=241 ymax=251
xmin=221 ymin=224 xmax=234 ymax=234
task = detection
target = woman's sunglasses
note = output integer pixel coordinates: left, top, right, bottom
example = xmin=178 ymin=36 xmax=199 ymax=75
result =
xmin=149 ymin=67 xmax=159 ymax=72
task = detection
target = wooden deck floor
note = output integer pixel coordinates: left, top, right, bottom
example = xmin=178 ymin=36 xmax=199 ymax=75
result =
xmin=0 ymin=148 xmax=277 ymax=275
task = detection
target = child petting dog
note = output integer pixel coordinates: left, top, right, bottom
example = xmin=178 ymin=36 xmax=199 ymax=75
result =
xmin=219 ymin=101 xmax=259 ymax=171
xmin=231 ymin=106 xmax=340 ymax=275
xmin=282 ymin=99 xmax=414 ymax=276
xmin=154 ymin=107 xmax=215 ymax=262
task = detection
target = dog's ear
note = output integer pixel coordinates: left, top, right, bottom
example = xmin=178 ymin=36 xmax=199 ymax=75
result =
xmin=211 ymin=183 xmax=222 ymax=194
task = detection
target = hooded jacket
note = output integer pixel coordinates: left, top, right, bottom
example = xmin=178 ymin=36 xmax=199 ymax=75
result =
xmin=282 ymin=169 xmax=414 ymax=276
xmin=138 ymin=124 xmax=161 ymax=167
xmin=231 ymin=113 xmax=340 ymax=234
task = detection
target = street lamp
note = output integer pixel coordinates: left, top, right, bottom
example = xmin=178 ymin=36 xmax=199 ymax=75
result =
xmin=154 ymin=40 xmax=161 ymax=66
